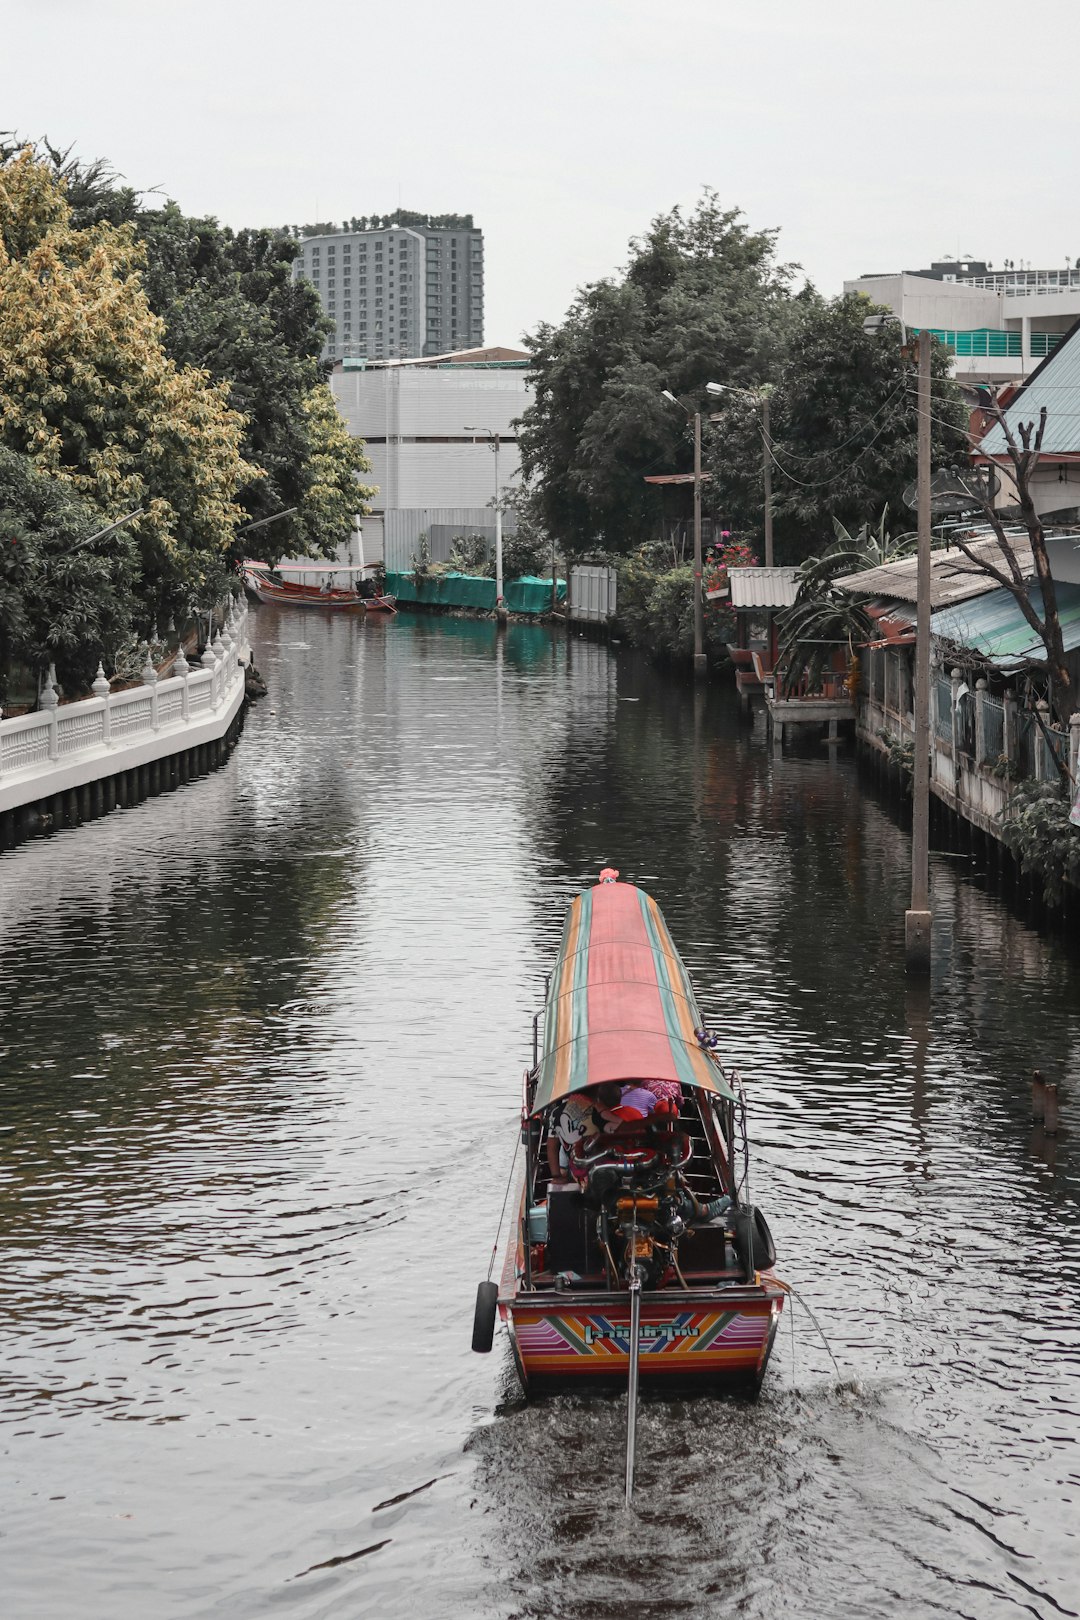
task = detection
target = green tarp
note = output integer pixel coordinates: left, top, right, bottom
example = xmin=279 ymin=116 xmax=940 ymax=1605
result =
xmin=385 ymin=572 xmax=566 ymax=614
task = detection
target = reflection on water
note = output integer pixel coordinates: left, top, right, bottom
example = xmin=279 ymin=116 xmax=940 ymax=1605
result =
xmin=0 ymin=609 xmax=1077 ymax=1620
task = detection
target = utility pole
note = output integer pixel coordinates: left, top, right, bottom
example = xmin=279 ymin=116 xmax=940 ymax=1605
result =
xmin=493 ymin=432 xmax=504 ymax=614
xmin=693 ymin=410 xmax=705 ymax=677
xmin=762 ymin=393 xmax=774 ymax=569
xmin=906 ymin=331 xmax=933 ymax=972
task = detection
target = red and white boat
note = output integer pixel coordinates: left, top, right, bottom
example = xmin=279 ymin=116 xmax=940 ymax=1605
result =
xmin=242 ymin=561 xmax=396 ymax=613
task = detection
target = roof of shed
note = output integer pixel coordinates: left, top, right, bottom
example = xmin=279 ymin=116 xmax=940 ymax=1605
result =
xmin=835 ymin=536 xmax=1033 ymax=608
xmin=931 ymin=581 xmax=1080 ymax=667
xmin=728 ymin=566 xmax=800 ymax=609
xmin=980 ymin=319 xmax=1080 ymax=457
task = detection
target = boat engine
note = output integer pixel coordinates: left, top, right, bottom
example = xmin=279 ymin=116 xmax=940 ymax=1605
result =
xmin=576 ymin=1127 xmax=696 ymax=1290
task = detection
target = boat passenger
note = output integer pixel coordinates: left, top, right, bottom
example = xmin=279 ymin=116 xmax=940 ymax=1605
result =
xmin=594 ymin=1083 xmax=659 ymax=1132
xmin=638 ymin=1076 xmax=683 ymax=1107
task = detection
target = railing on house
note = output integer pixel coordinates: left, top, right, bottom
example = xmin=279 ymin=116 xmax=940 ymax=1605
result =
xmin=933 ymin=676 xmax=953 ymax=741
xmin=0 ymin=598 xmax=250 ymax=814
xmin=982 ymin=693 xmax=1005 ymax=761
xmin=861 ymin=649 xmax=1080 ymax=820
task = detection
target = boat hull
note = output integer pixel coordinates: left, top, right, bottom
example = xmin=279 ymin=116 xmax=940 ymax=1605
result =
xmin=248 ymin=576 xmax=396 ymax=612
xmin=501 ymin=1285 xmax=784 ymax=1392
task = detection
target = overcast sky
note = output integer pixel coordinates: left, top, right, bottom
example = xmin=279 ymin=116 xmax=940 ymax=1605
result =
xmin=6 ymin=0 xmax=1080 ymax=345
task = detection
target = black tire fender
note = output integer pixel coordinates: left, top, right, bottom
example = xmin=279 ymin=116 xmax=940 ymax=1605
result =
xmin=733 ymin=1205 xmax=777 ymax=1281
xmin=471 ymin=1281 xmax=499 ymax=1353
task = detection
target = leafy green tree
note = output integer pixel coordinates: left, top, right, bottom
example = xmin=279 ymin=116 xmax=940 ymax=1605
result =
xmin=517 ymin=193 xmax=796 ymax=557
xmin=705 ymin=293 xmax=968 ymax=561
xmin=0 ymin=446 xmax=138 ymax=701
xmin=34 ymin=143 xmax=374 ymax=562
xmin=0 ymin=149 xmax=258 ymax=637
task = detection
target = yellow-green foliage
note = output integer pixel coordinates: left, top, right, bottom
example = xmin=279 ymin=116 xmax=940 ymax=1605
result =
xmin=295 ymin=384 xmax=376 ymax=552
xmin=0 ymin=150 xmax=259 ymax=603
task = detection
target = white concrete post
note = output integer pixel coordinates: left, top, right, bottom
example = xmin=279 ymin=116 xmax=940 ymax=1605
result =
xmin=92 ymin=663 xmax=111 ymax=746
xmin=141 ymin=647 xmax=159 ymax=731
xmin=212 ymin=633 xmax=226 ymax=706
xmin=174 ymin=643 xmax=190 ymax=720
xmin=40 ymin=664 xmax=59 ymax=759
xmin=1070 ymin=712 xmax=1080 ymax=785
xmin=975 ymin=678 xmax=988 ymax=767
xmin=1003 ymin=688 xmax=1017 ymax=773
xmin=950 ymin=667 xmax=962 ymax=759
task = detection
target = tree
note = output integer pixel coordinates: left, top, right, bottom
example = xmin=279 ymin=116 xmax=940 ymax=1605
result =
xmin=777 ymin=510 xmax=913 ymax=693
xmin=294 ymin=384 xmax=375 ymax=553
xmin=0 ymin=149 xmax=258 ymax=634
xmin=517 ymin=193 xmax=796 ymax=557
xmin=0 ymin=446 xmax=138 ymax=700
xmin=705 ymin=294 xmax=968 ymax=562
xmin=23 ymin=140 xmax=374 ymax=564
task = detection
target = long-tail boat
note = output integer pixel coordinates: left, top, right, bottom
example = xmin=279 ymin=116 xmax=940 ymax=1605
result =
xmin=242 ymin=560 xmax=396 ymax=612
xmin=472 ymin=871 xmax=785 ymax=1495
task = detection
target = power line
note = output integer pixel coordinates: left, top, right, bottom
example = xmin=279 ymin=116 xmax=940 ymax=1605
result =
xmin=718 ymin=380 xmax=910 ymax=463
xmin=760 ymin=406 xmax=905 ymax=489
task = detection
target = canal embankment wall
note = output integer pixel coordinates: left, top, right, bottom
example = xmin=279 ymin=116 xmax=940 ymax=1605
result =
xmin=0 ymin=598 xmax=251 ymax=847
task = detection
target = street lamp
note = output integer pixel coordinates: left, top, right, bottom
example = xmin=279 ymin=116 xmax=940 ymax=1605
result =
xmin=661 ymin=390 xmax=713 ymax=678
xmin=465 ymin=426 xmax=503 ymax=611
xmin=706 ymin=382 xmax=775 ymax=567
xmin=865 ymin=313 xmax=932 ymax=972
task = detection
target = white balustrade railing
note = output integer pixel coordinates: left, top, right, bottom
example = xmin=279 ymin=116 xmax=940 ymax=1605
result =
xmin=0 ymin=599 xmax=250 ymax=806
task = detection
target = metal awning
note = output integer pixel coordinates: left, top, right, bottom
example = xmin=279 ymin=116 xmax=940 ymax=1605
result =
xmin=728 ymin=567 xmax=799 ymax=610
xmin=930 ymin=581 xmax=1080 ymax=667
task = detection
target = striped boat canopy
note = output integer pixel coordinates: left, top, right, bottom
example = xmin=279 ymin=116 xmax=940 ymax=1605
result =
xmin=530 ymin=879 xmax=735 ymax=1116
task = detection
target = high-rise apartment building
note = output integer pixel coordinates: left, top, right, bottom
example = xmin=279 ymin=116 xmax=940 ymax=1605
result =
xmin=295 ymin=213 xmax=484 ymax=363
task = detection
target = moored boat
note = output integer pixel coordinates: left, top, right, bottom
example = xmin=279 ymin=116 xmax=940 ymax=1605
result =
xmin=242 ymin=560 xmax=396 ymax=613
xmin=475 ymin=870 xmax=785 ymax=1431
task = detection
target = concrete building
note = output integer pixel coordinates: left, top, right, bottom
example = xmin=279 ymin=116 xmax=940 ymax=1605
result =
xmin=330 ymin=348 xmax=532 ymax=568
xmin=295 ymin=215 xmax=484 ymax=363
xmin=845 ymin=259 xmax=1080 ymax=384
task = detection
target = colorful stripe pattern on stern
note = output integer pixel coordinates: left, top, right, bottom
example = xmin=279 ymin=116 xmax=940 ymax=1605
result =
xmin=511 ymin=1303 xmax=773 ymax=1378
xmin=531 ymin=880 xmax=734 ymax=1114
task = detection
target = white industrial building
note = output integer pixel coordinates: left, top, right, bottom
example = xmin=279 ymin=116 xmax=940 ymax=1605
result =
xmin=330 ymin=348 xmax=532 ymax=569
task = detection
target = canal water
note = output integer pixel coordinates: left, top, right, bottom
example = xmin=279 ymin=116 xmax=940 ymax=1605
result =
xmin=1 ymin=609 xmax=1077 ymax=1620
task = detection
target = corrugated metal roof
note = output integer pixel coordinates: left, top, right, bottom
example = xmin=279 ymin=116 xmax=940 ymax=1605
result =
xmin=835 ymin=537 xmax=1033 ymax=607
xmin=980 ymin=321 xmax=1080 ymax=456
xmin=931 ymin=581 xmax=1080 ymax=667
xmin=728 ymin=567 xmax=799 ymax=609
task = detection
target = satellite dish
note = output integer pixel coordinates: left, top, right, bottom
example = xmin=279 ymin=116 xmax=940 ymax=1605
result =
xmin=903 ymin=465 xmax=999 ymax=514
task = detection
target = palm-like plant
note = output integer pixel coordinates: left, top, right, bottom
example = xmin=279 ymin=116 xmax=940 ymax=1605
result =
xmin=777 ymin=510 xmax=914 ymax=694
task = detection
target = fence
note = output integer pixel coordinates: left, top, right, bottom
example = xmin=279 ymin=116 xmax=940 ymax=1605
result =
xmin=862 ymin=664 xmax=1080 ymax=796
xmin=569 ymin=565 xmax=618 ymax=624
xmin=982 ymin=694 xmax=1004 ymax=760
xmin=0 ymin=598 xmax=250 ymax=815
xmin=933 ymin=676 xmax=953 ymax=740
